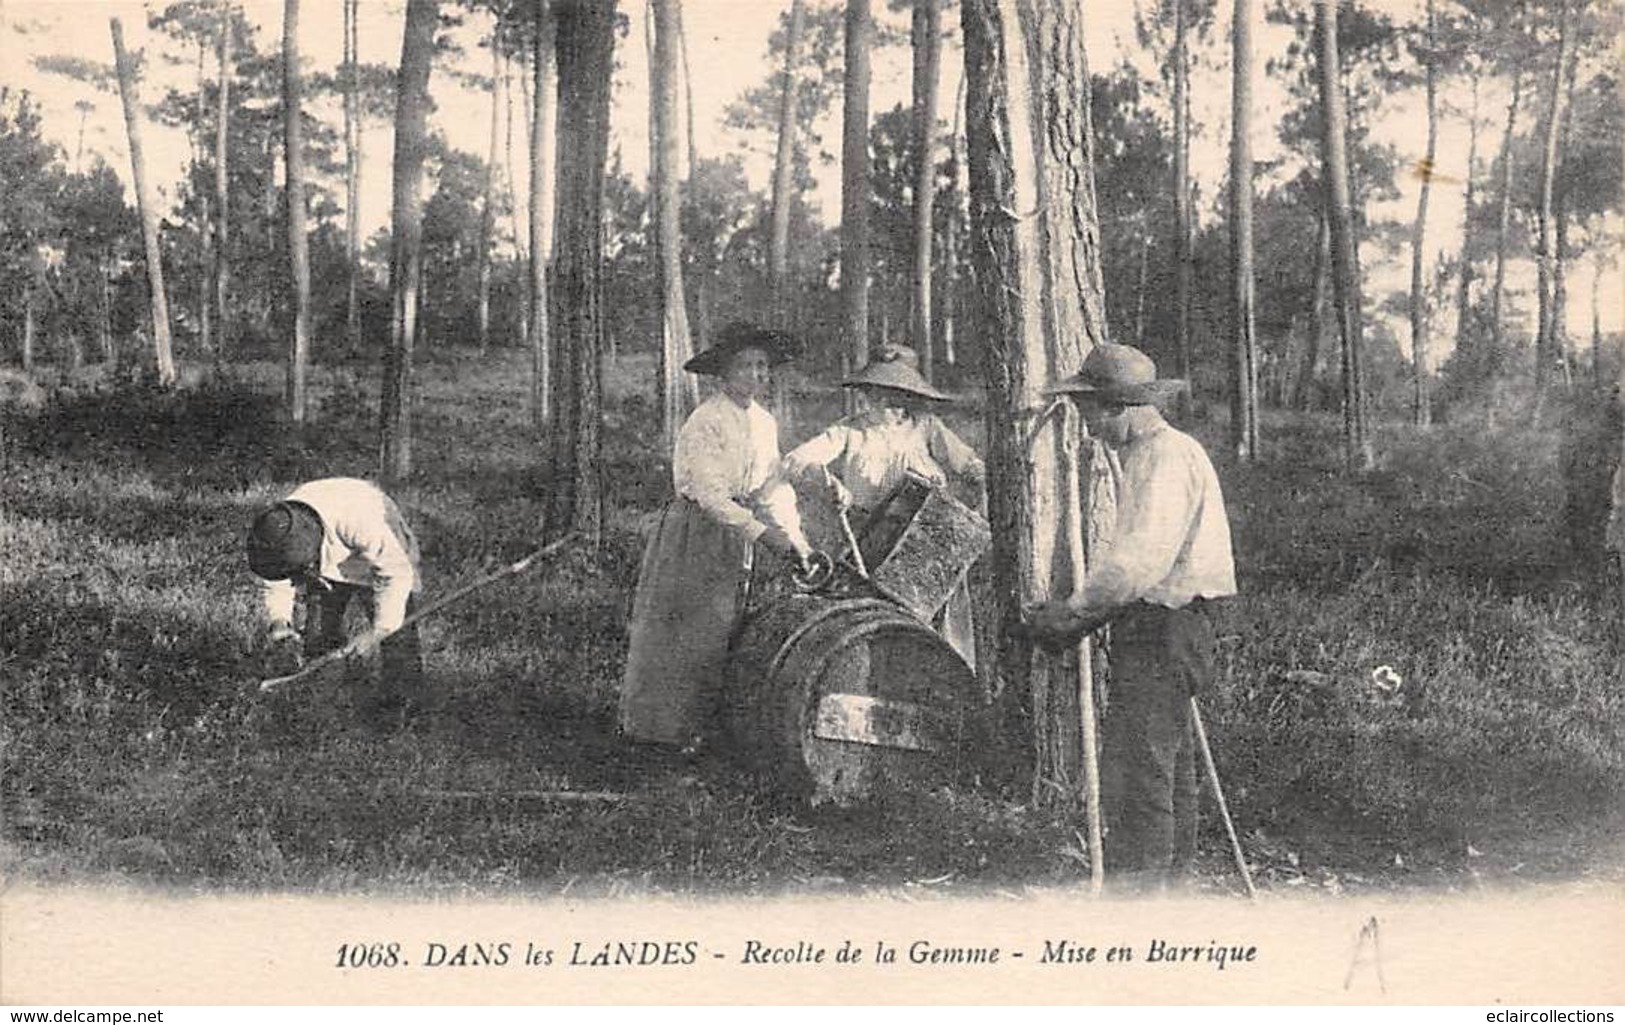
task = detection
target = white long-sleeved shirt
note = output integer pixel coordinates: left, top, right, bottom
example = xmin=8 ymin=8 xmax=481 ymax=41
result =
xmin=260 ymin=478 xmax=422 ymax=635
xmin=673 ymin=392 xmax=802 ymax=549
xmin=781 ymin=410 xmax=985 ymax=511
xmin=1077 ymin=406 xmax=1236 ymax=610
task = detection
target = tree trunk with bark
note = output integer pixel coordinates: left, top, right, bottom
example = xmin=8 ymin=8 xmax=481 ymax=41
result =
xmin=478 ymin=22 xmax=501 ymax=355
xmin=910 ymin=0 xmax=941 ymax=381
xmin=1551 ymin=45 xmax=1578 ymax=390
xmin=379 ymin=0 xmax=438 ymax=481
xmin=506 ymin=53 xmax=528 ymax=347
xmin=195 ymin=40 xmax=212 ymax=357
xmin=1534 ymin=0 xmax=1570 ymax=403
xmin=283 ymin=0 xmax=311 ymax=424
xmin=545 ymin=0 xmax=615 ymax=544
xmin=110 ymin=17 xmax=176 ymax=387
xmin=1454 ymin=66 xmax=1479 ymax=372
xmin=215 ymin=0 xmax=232 ymax=359
xmin=343 ymin=0 xmax=361 ymax=352
xmin=769 ymin=0 xmax=806 ymax=329
xmin=653 ymin=0 xmax=697 ymax=449
xmin=1229 ymin=0 xmax=1258 ymax=460
xmin=841 ymin=0 xmax=874 ymax=382
xmin=1490 ymin=70 xmax=1522 ymax=377
xmin=1172 ymin=0 xmax=1193 ymax=393
xmin=1409 ymin=0 xmax=1438 ymax=428
xmin=1316 ymin=0 xmax=1371 ymax=471
xmin=962 ymin=0 xmax=1109 ymax=804
xmin=529 ymin=0 xmax=556 ymax=432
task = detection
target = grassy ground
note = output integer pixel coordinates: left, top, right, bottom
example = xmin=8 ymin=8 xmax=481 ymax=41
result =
xmin=2 ymin=348 xmax=1621 ymax=898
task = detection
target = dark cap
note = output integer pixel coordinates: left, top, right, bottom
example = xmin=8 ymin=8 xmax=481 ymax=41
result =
xmin=246 ymin=500 xmax=323 ymax=581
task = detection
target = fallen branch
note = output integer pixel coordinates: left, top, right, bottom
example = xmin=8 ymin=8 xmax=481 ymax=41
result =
xmin=257 ymin=534 xmax=577 ymax=693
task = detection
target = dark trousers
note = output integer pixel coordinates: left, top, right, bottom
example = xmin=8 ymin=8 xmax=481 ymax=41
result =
xmin=303 ymin=584 xmax=425 ymax=720
xmin=1101 ymin=602 xmax=1215 ymax=887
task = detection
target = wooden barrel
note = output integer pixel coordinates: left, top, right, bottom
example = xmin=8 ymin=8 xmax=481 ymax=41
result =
xmin=725 ymin=593 xmax=976 ymax=805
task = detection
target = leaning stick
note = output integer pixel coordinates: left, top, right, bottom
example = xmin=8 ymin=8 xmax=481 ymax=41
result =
xmin=257 ymin=534 xmax=576 ymax=693
xmin=1058 ymin=400 xmax=1106 ymax=897
xmin=1190 ymin=697 xmax=1257 ymax=899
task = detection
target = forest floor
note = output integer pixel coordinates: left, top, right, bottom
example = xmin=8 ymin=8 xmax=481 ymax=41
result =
xmin=2 ymin=347 xmax=1622 ymax=900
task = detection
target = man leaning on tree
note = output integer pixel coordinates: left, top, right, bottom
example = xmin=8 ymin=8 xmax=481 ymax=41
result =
xmin=1024 ymin=343 xmax=1238 ymax=893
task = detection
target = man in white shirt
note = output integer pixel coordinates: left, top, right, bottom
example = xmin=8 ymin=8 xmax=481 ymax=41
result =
xmin=1025 ymin=343 xmax=1238 ymax=892
xmin=246 ymin=477 xmax=425 ymax=727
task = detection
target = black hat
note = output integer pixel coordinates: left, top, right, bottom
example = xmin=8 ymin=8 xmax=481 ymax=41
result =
xmin=246 ymin=500 xmax=323 ymax=581
xmin=683 ymin=321 xmax=800 ymax=377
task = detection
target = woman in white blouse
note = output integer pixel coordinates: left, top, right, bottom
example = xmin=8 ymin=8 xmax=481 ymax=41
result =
xmin=619 ymin=323 xmax=810 ymax=754
xmin=779 ymin=345 xmax=985 ymax=666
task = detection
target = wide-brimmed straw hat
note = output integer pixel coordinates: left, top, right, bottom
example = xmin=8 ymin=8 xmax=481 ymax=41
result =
xmin=246 ymin=500 xmax=323 ymax=581
xmin=1046 ymin=343 xmax=1186 ymax=406
xmin=683 ymin=321 xmax=800 ymax=376
xmin=843 ymin=345 xmax=955 ymax=402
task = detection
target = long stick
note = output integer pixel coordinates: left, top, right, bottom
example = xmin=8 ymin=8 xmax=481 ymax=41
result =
xmin=1191 ymin=696 xmax=1257 ymax=899
xmin=1060 ymin=401 xmax=1105 ymax=897
xmin=258 ymin=535 xmax=576 ymax=692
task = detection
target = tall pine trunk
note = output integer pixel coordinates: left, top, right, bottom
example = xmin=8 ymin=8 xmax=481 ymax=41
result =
xmin=942 ymin=68 xmax=965 ymax=370
xmin=1409 ymin=0 xmax=1438 ymax=428
xmin=283 ymin=0 xmax=311 ymax=424
xmin=910 ymin=0 xmax=941 ymax=380
xmin=962 ymin=0 xmax=1109 ymax=804
xmin=769 ymin=0 xmax=806 ymax=329
xmin=1229 ymin=0 xmax=1258 ymax=460
xmin=1172 ymin=0 xmax=1193 ymax=392
xmin=841 ymin=0 xmax=874 ymax=382
xmin=1316 ymin=0 xmax=1370 ymax=471
xmin=195 ymin=40 xmax=212 ymax=357
xmin=379 ymin=0 xmax=438 ymax=482
xmin=478 ymin=24 xmax=501 ymax=355
xmin=110 ymin=17 xmax=176 ymax=387
xmin=545 ymin=0 xmax=615 ymax=545
xmin=344 ymin=0 xmax=362 ymax=352
xmin=1551 ymin=46 xmax=1579 ymax=390
xmin=529 ymin=0 xmax=556 ymax=432
xmin=506 ymin=53 xmax=528 ymax=347
xmin=215 ymin=0 xmax=232 ymax=358
xmin=1454 ymin=66 xmax=1479 ymax=371
xmin=652 ymin=0 xmax=696 ymax=449
xmin=1489 ymin=70 xmax=1522 ymax=378
xmin=1534 ymin=0 xmax=1570 ymax=403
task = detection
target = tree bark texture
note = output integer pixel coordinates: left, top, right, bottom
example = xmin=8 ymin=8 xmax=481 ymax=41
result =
xmin=283 ymin=0 xmax=311 ymax=424
xmin=1315 ymin=0 xmax=1371 ymax=471
xmin=769 ymin=0 xmax=806 ymax=329
xmin=479 ymin=27 xmax=501 ymax=355
xmin=1409 ymin=0 xmax=1438 ymax=428
xmin=910 ymin=0 xmax=941 ymax=380
xmin=1172 ymin=0 xmax=1193 ymax=390
xmin=345 ymin=0 xmax=361 ymax=351
xmin=546 ymin=0 xmax=615 ymax=545
xmin=195 ymin=40 xmax=212 ymax=357
xmin=1229 ymin=0 xmax=1258 ymax=460
xmin=653 ymin=0 xmax=697 ymax=449
xmin=1490 ymin=70 xmax=1522 ymax=375
xmin=841 ymin=0 xmax=874 ymax=378
xmin=1293 ymin=211 xmax=1331 ymax=411
xmin=379 ymin=0 xmax=438 ymax=481
xmin=962 ymin=0 xmax=1108 ymax=805
xmin=110 ymin=17 xmax=176 ymax=387
xmin=530 ymin=0 xmax=556 ymax=431
xmin=1551 ymin=45 xmax=1579 ymax=390
xmin=1454 ymin=66 xmax=1479 ymax=371
xmin=214 ymin=0 xmax=231 ymax=357
xmin=1534 ymin=0 xmax=1570 ymax=401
